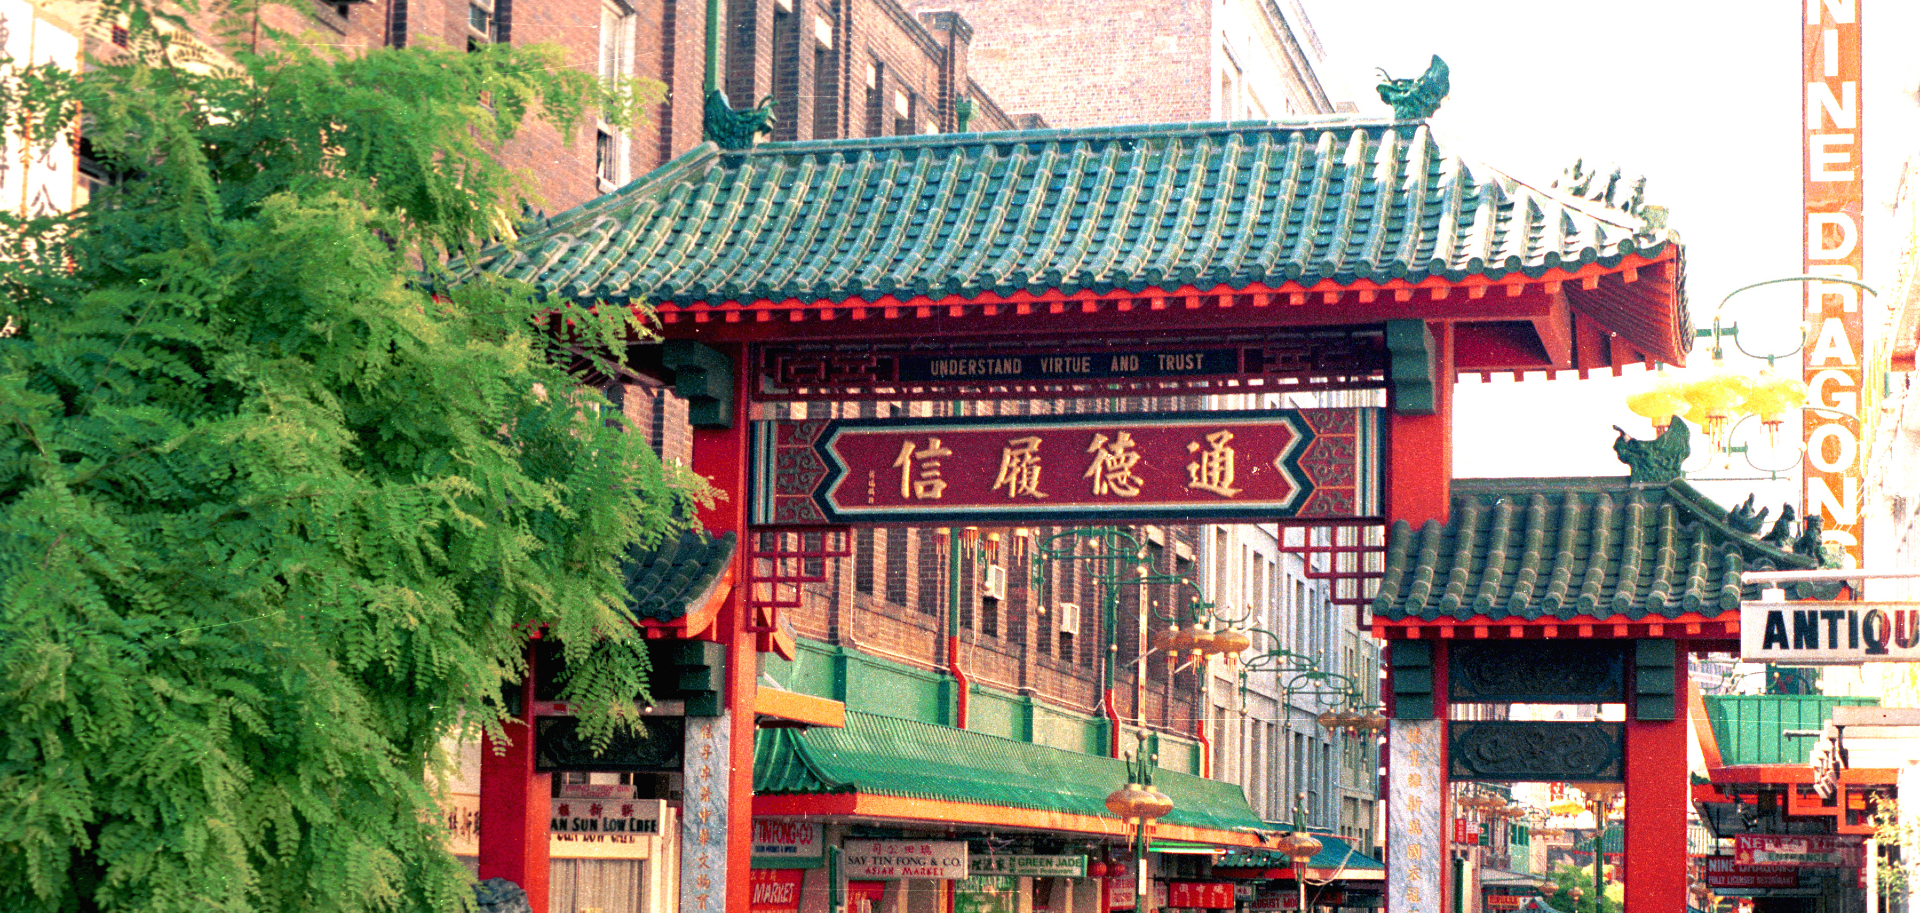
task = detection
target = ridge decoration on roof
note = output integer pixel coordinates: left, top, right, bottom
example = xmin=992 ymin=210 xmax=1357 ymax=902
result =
xmin=465 ymin=119 xmax=1689 ymax=367
xmin=1370 ymin=477 xmax=1818 ymax=634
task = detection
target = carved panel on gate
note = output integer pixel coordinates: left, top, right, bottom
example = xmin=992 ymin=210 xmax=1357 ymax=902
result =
xmin=535 ymin=715 xmax=686 ymax=771
xmin=1449 ymin=721 xmax=1623 ymax=782
xmin=1449 ymin=642 xmax=1625 ymax=703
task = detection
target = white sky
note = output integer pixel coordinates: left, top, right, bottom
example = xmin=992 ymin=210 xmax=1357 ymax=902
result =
xmin=1302 ymin=0 xmax=1920 ymax=505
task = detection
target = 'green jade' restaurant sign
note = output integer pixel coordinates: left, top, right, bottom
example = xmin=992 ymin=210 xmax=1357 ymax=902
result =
xmin=752 ymin=408 xmax=1383 ymax=526
xmin=969 ymin=855 xmax=1088 ymax=878
xmin=1740 ymin=601 xmax=1920 ymax=664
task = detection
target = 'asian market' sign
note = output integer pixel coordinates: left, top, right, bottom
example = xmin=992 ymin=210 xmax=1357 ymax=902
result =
xmin=752 ymin=408 xmax=1382 ymax=525
xmin=1734 ymin=834 xmax=1865 ymax=868
xmin=1740 ymin=601 xmax=1920 ymax=663
xmin=749 ymin=869 xmax=805 ymax=913
xmin=1802 ymin=0 xmax=1866 ymax=567
xmin=840 ymin=840 xmax=969 ymax=879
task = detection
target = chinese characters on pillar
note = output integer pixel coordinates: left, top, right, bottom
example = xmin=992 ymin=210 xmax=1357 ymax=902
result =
xmin=1388 ymin=720 xmax=1443 ymax=913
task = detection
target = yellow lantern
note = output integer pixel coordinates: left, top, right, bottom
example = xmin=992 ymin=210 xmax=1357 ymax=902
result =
xmin=1625 ymin=374 xmax=1688 ymax=432
xmin=1679 ymin=367 xmax=1753 ymax=451
xmin=1743 ymin=370 xmax=1808 ymax=449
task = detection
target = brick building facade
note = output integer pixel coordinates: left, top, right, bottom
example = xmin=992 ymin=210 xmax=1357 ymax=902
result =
xmin=224 ymin=0 xmax=1016 ymax=219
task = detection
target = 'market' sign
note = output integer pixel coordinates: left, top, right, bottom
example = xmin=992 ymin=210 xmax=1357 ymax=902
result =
xmin=1740 ymin=601 xmax=1920 ymax=664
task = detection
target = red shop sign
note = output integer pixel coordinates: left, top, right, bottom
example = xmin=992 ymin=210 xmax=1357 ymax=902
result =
xmin=1166 ymin=881 xmax=1236 ymax=909
xmin=749 ymin=868 xmax=804 ymax=913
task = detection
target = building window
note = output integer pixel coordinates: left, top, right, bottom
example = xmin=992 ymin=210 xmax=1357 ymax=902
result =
xmin=864 ymin=60 xmax=885 ymax=136
xmin=812 ymin=21 xmax=838 ymax=140
xmin=466 ymin=0 xmax=497 ymax=49
xmin=770 ymin=5 xmax=799 ymax=141
xmin=893 ymin=90 xmax=913 ymax=137
xmin=595 ymin=0 xmax=635 ymax=189
xmin=854 ymin=528 xmax=875 ymax=595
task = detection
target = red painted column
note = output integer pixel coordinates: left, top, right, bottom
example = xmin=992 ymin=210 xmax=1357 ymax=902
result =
xmin=478 ymin=658 xmax=551 ymax=912
xmin=1387 ymin=321 xmax=1454 ymax=528
xmin=688 ymin=342 xmax=756 ymax=913
xmin=1431 ymin=640 xmax=1453 ymax=913
xmin=1623 ymin=650 xmax=1688 ymax=913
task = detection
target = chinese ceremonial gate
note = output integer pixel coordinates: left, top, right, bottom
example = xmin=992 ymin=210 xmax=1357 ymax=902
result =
xmin=470 ymin=119 xmax=1692 ymax=912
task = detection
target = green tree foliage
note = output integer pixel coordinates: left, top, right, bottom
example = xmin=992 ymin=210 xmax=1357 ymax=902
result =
xmin=1546 ymin=861 xmax=1619 ymax=913
xmin=0 ymin=4 xmax=691 ymax=911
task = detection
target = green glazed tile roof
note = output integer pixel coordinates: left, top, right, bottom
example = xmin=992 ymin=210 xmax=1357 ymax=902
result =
xmin=620 ymin=529 xmax=734 ymax=623
xmin=1371 ymin=478 xmax=1816 ymax=624
xmin=1213 ymin=834 xmax=1385 ymax=871
xmin=753 ymin=710 xmax=1266 ymax=833
xmin=1574 ymin=824 xmax=1623 ymax=854
xmin=1705 ymin=694 xmax=1876 ymax=766
xmin=471 ymin=120 xmax=1686 ymax=361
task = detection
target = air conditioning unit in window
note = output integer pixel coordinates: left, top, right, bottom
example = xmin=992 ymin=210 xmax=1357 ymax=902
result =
xmin=983 ymin=565 xmax=1007 ymax=600
xmin=1056 ymin=602 xmax=1080 ymax=634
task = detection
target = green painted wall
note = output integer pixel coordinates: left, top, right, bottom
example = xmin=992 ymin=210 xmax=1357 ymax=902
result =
xmin=769 ymin=637 xmax=1205 ymax=772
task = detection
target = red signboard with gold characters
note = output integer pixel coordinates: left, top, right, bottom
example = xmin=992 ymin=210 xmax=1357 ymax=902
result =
xmin=752 ymin=408 xmax=1382 ymax=526
xmin=1166 ymin=881 xmax=1237 ymax=909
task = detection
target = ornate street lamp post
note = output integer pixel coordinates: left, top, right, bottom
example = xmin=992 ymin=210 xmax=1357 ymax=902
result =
xmin=1106 ymin=743 xmax=1173 ymax=913
xmin=1275 ymin=799 xmax=1322 ymax=913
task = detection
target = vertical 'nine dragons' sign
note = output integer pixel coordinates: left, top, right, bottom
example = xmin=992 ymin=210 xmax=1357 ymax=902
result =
xmin=1803 ymin=0 xmax=1864 ymax=567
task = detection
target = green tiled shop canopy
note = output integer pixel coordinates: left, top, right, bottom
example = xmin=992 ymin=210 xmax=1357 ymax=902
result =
xmin=1371 ymin=478 xmax=1816 ymax=624
xmin=754 ymin=710 xmax=1267 ymax=834
xmin=469 ymin=120 xmax=1686 ymax=364
xmin=1705 ymin=694 xmax=1876 ymax=766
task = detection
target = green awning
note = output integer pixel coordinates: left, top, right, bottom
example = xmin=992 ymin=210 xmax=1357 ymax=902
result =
xmin=754 ymin=710 xmax=1266 ymax=834
xmin=1214 ymin=834 xmax=1385 ymax=872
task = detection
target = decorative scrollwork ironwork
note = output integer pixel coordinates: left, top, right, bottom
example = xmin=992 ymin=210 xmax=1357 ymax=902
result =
xmin=1448 ymin=721 xmax=1623 ymax=782
xmin=534 ymin=716 xmax=685 ymax=772
xmin=1449 ymin=642 xmax=1625 ymax=703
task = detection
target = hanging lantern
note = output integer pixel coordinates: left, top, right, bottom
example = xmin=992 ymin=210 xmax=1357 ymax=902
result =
xmin=1213 ymin=627 xmax=1251 ymax=659
xmin=1275 ymin=830 xmax=1322 ymax=868
xmin=1624 ymin=373 xmax=1688 ymax=433
xmin=1183 ymin=622 xmax=1214 ymax=658
xmin=1743 ymin=370 xmax=1809 ymax=449
xmin=1105 ymin=783 xmax=1174 ymax=824
xmin=1156 ymin=625 xmax=1191 ymax=654
xmin=1678 ymin=365 xmax=1754 ymax=451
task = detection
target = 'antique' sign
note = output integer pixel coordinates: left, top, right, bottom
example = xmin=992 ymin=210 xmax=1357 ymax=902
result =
xmin=753 ymin=408 xmax=1382 ymax=526
xmin=840 ymin=840 xmax=969 ymax=879
xmin=1740 ymin=601 xmax=1920 ymax=664
xmin=1734 ymin=834 xmax=1865 ymax=868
